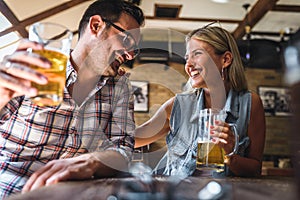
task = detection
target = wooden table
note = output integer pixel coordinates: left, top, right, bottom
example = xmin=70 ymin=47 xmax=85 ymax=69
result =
xmin=7 ymin=175 xmax=298 ymax=200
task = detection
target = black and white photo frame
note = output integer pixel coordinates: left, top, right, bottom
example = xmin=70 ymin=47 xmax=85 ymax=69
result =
xmin=131 ymin=80 xmax=149 ymax=112
xmin=257 ymin=86 xmax=292 ymax=116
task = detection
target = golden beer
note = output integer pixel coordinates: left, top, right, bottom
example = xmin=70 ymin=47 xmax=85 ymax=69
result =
xmin=196 ymin=142 xmax=225 ymax=171
xmin=31 ymin=49 xmax=68 ymax=106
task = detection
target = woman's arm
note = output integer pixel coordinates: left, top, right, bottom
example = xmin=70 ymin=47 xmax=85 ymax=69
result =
xmin=227 ymin=92 xmax=266 ymax=176
xmin=134 ymin=97 xmax=174 ymax=148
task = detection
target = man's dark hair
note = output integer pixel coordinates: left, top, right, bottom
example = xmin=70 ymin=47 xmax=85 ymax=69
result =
xmin=78 ymin=0 xmax=145 ymax=38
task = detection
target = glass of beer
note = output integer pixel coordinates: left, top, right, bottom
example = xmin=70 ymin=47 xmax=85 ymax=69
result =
xmin=196 ymin=108 xmax=227 ymax=174
xmin=28 ymin=22 xmax=73 ymax=106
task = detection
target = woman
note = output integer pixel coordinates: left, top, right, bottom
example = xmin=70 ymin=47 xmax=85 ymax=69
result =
xmin=134 ymin=25 xmax=266 ymax=177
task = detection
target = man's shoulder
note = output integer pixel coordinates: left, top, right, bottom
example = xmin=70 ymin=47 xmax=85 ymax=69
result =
xmin=114 ymin=72 xmax=130 ymax=82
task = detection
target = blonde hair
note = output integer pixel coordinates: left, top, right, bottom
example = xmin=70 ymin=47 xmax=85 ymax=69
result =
xmin=186 ymin=26 xmax=248 ymax=92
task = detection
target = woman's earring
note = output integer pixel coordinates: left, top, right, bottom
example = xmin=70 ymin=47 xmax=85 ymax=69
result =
xmin=221 ymin=67 xmax=225 ymax=81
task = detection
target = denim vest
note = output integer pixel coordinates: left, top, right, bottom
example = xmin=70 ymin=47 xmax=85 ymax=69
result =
xmin=153 ymin=89 xmax=251 ymax=176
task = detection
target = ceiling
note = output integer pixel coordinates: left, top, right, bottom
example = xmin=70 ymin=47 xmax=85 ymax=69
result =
xmin=1 ymin=0 xmax=300 ymax=59
xmin=141 ymin=0 xmax=300 ymax=41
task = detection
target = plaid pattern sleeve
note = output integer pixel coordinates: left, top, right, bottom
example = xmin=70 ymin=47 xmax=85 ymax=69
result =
xmin=0 ymin=66 xmax=135 ymax=198
xmin=85 ymin=74 xmax=136 ymax=161
xmin=105 ymin=74 xmax=135 ymax=161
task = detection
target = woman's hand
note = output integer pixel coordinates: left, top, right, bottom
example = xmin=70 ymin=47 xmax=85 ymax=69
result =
xmin=0 ymin=39 xmax=50 ymax=107
xmin=210 ymin=120 xmax=236 ymax=155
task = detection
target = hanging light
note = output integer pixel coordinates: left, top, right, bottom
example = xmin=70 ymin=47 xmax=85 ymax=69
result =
xmin=243 ymin=3 xmax=251 ymax=37
xmin=243 ymin=3 xmax=251 ymax=63
xmin=211 ymin=0 xmax=230 ymax=3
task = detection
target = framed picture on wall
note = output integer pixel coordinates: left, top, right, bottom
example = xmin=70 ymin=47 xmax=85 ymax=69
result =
xmin=131 ymin=80 xmax=149 ymax=112
xmin=257 ymin=86 xmax=292 ymax=116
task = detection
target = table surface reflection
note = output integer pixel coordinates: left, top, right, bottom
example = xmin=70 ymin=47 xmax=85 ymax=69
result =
xmin=7 ymin=174 xmax=298 ymax=200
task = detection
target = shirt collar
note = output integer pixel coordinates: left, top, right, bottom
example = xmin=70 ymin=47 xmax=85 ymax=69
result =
xmin=66 ymin=62 xmax=77 ymax=87
xmin=66 ymin=62 xmax=109 ymax=88
xmin=190 ymin=88 xmax=239 ymax=121
xmin=223 ymin=89 xmax=239 ymax=119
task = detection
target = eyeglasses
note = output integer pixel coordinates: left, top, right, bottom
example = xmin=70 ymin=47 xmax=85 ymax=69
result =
xmin=103 ymin=19 xmax=140 ymax=58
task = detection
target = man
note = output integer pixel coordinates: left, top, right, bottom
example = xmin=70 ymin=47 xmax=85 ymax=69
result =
xmin=0 ymin=0 xmax=144 ymax=198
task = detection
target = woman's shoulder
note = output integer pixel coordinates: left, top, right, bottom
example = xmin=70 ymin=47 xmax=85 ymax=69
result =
xmin=239 ymin=90 xmax=264 ymax=113
xmin=230 ymin=90 xmax=261 ymax=109
xmin=250 ymin=91 xmax=264 ymax=109
xmin=246 ymin=90 xmax=262 ymax=103
xmin=234 ymin=89 xmax=257 ymax=99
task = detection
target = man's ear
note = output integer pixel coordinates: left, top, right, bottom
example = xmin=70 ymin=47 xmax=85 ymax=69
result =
xmin=223 ymin=51 xmax=233 ymax=68
xmin=89 ymin=15 xmax=105 ymax=34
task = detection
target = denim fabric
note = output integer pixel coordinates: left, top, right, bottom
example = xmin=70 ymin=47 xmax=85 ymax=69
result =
xmin=153 ymin=89 xmax=251 ymax=176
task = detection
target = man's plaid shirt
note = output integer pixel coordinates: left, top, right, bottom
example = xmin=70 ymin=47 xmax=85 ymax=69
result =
xmin=0 ymin=63 xmax=135 ymax=199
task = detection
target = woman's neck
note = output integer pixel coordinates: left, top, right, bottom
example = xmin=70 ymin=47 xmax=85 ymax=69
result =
xmin=203 ymin=84 xmax=230 ymax=109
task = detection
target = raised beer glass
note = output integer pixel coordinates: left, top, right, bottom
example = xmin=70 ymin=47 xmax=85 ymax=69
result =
xmin=28 ymin=22 xmax=73 ymax=106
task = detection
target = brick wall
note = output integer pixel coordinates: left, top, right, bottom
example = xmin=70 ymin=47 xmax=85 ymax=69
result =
xmin=129 ymin=62 xmax=188 ymax=125
xmin=245 ymin=68 xmax=292 ymax=158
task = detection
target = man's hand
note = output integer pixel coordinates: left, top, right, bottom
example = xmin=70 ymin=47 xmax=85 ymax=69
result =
xmin=22 ymin=150 xmax=128 ymax=193
xmin=22 ymin=154 xmax=99 ymax=193
xmin=0 ymin=39 xmax=50 ymax=108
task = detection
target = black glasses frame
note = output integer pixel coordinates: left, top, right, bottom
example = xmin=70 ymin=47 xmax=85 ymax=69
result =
xmin=102 ymin=19 xmax=140 ymax=57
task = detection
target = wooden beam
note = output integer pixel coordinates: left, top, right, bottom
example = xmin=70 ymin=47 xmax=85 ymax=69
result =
xmin=250 ymin=31 xmax=293 ymax=37
xmin=232 ymin=0 xmax=279 ymax=40
xmin=0 ymin=0 xmax=88 ymax=37
xmin=0 ymin=1 xmax=28 ymax=37
xmin=272 ymin=5 xmax=300 ymax=12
